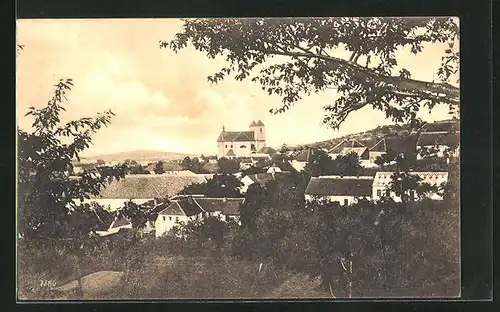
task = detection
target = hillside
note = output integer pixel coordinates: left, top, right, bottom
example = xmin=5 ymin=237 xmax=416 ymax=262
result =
xmin=81 ymin=149 xmax=199 ymax=164
xmin=298 ymin=119 xmax=458 ymax=151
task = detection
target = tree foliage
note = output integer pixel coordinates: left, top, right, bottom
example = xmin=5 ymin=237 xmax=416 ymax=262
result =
xmin=302 ymin=148 xmax=362 ymax=177
xmin=217 ymin=157 xmax=240 ymax=174
xmin=164 ymin=17 xmax=459 ymax=129
xmin=18 ymin=79 xmax=127 ymax=247
xmin=154 ymin=161 xmax=165 ymax=174
xmin=180 ymin=173 xmax=244 ymax=198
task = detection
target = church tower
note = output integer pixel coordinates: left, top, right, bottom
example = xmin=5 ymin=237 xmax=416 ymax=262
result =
xmin=250 ymin=120 xmax=266 ymax=150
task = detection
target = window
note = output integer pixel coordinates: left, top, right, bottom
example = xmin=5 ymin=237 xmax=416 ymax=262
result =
xmin=175 ymin=217 xmax=179 ymax=222
xmin=225 ymin=145 xmax=228 ymax=148
xmin=344 ymin=199 xmax=349 ymax=206
xmin=162 ymin=216 xmax=166 ymax=221
xmin=260 ymin=128 xmax=262 ymax=133
xmin=240 ymin=145 xmax=246 ymax=148
xmin=231 ymin=144 xmax=233 ymax=148
xmin=376 ymin=189 xmax=381 ymax=197
xmin=251 ymin=144 xmax=256 ymax=151
xmin=169 ymin=217 xmax=172 ymax=221
xmin=385 ymin=190 xmax=390 ymax=197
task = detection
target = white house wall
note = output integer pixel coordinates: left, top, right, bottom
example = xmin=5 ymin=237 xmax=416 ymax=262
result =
xmin=72 ymin=198 xmax=152 ymax=211
xmin=155 ymin=213 xmax=206 ymax=238
xmin=304 ymin=194 xmax=368 ymax=206
xmin=291 ymin=160 xmax=307 ymax=172
xmin=372 ymin=186 xmax=444 ymax=202
xmin=219 ymin=140 xmax=257 ymax=158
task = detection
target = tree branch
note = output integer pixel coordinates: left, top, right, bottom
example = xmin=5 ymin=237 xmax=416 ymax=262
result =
xmin=261 ymin=48 xmax=460 ymax=103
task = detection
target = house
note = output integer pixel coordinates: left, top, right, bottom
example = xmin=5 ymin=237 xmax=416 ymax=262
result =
xmin=95 ymin=214 xmax=132 ymax=237
xmin=372 ymin=171 xmax=449 ymax=202
xmin=327 ymin=139 xmax=367 ymax=160
xmin=193 ymin=197 xmax=245 ymax=223
xmin=217 ymin=120 xmax=266 ymax=159
xmin=416 ymin=120 xmax=460 ymax=160
xmin=369 ymin=135 xmax=419 ymax=164
xmin=145 ymin=161 xmax=196 ymax=176
xmin=154 ymin=196 xmax=245 ymax=237
xmin=250 ymin=154 xmax=272 ymax=163
xmin=304 ymin=175 xmax=374 ymax=206
xmin=78 ymin=174 xmax=209 ymax=211
xmin=290 ymin=148 xmax=321 ymax=172
xmin=239 ymin=173 xmax=276 ymax=193
xmin=155 ymin=197 xmax=205 ymax=237
xmin=239 ymin=157 xmax=254 ymax=170
xmin=267 ymin=160 xmax=297 ymax=174
xmin=257 ymin=146 xmax=278 ymax=156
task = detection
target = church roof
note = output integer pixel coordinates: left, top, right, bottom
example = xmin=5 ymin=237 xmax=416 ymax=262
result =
xmin=217 ymin=131 xmax=255 ymax=142
xmin=255 ymin=120 xmax=265 ymax=126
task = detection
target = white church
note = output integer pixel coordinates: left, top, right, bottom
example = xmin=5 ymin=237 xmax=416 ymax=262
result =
xmin=217 ymin=120 xmax=266 ymax=159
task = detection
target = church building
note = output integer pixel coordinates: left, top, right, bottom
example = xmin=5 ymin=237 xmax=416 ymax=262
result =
xmin=217 ymin=120 xmax=266 ymax=159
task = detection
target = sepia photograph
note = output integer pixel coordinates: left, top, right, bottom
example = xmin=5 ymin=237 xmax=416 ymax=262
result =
xmin=16 ymin=17 xmax=460 ymax=300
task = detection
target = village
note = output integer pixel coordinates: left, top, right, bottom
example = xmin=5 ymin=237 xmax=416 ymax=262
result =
xmin=71 ymin=118 xmax=460 ymax=239
xmin=16 ymin=17 xmax=463 ymax=300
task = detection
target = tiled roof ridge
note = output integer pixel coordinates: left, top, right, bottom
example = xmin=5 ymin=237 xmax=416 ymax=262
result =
xmin=317 ymin=175 xmax=374 ymax=180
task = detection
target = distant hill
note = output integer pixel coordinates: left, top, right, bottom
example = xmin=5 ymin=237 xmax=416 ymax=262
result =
xmin=81 ymin=150 xmax=199 ymax=164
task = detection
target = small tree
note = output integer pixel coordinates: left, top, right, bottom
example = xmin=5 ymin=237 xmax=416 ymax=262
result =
xmin=334 ymin=152 xmax=362 ymax=176
xmin=154 ymin=161 xmax=165 ymax=174
xmin=181 ymin=156 xmax=192 ymax=170
xmin=217 ymin=157 xmax=240 ymax=174
xmin=18 ymin=79 xmax=127 ymax=298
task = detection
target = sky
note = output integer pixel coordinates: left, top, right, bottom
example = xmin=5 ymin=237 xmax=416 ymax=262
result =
xmin=17 ymin=18 xmax=458 ymax=157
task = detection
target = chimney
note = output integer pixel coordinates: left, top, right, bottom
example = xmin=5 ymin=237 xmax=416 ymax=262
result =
xmin=222 ymin=125 xmax=225 ymax=132
xmin=223 ymin=197 xmax=227 ymax=202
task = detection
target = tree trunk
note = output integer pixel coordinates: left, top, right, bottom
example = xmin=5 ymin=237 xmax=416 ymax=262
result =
xmin=75 ymin=253 xmax=84 ymax=298
xmin=348 ymin=255 xmax=353 ymax=299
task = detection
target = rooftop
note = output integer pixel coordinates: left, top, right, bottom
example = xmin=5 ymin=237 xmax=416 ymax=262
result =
xmin=217 ymin=131 xmax=255 ymax=142
xmin=90 ymin=174 xmax=208 ymax=199
xmin=194 ymin=197 xmax=245 ymax=215
xmin=305 ymin=176 xmax=373 ymax=197
xmin=373 ymin=171 xmax=449 ymax=187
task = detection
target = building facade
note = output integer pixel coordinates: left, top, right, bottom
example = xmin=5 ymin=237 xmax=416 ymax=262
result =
xmin=217 ymin=120 xmax=266 ymax=159
xmin=304 ymin=175 xmax=374 ymax=206
xmin=372 ymin=171 xmax=449 ymax=202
